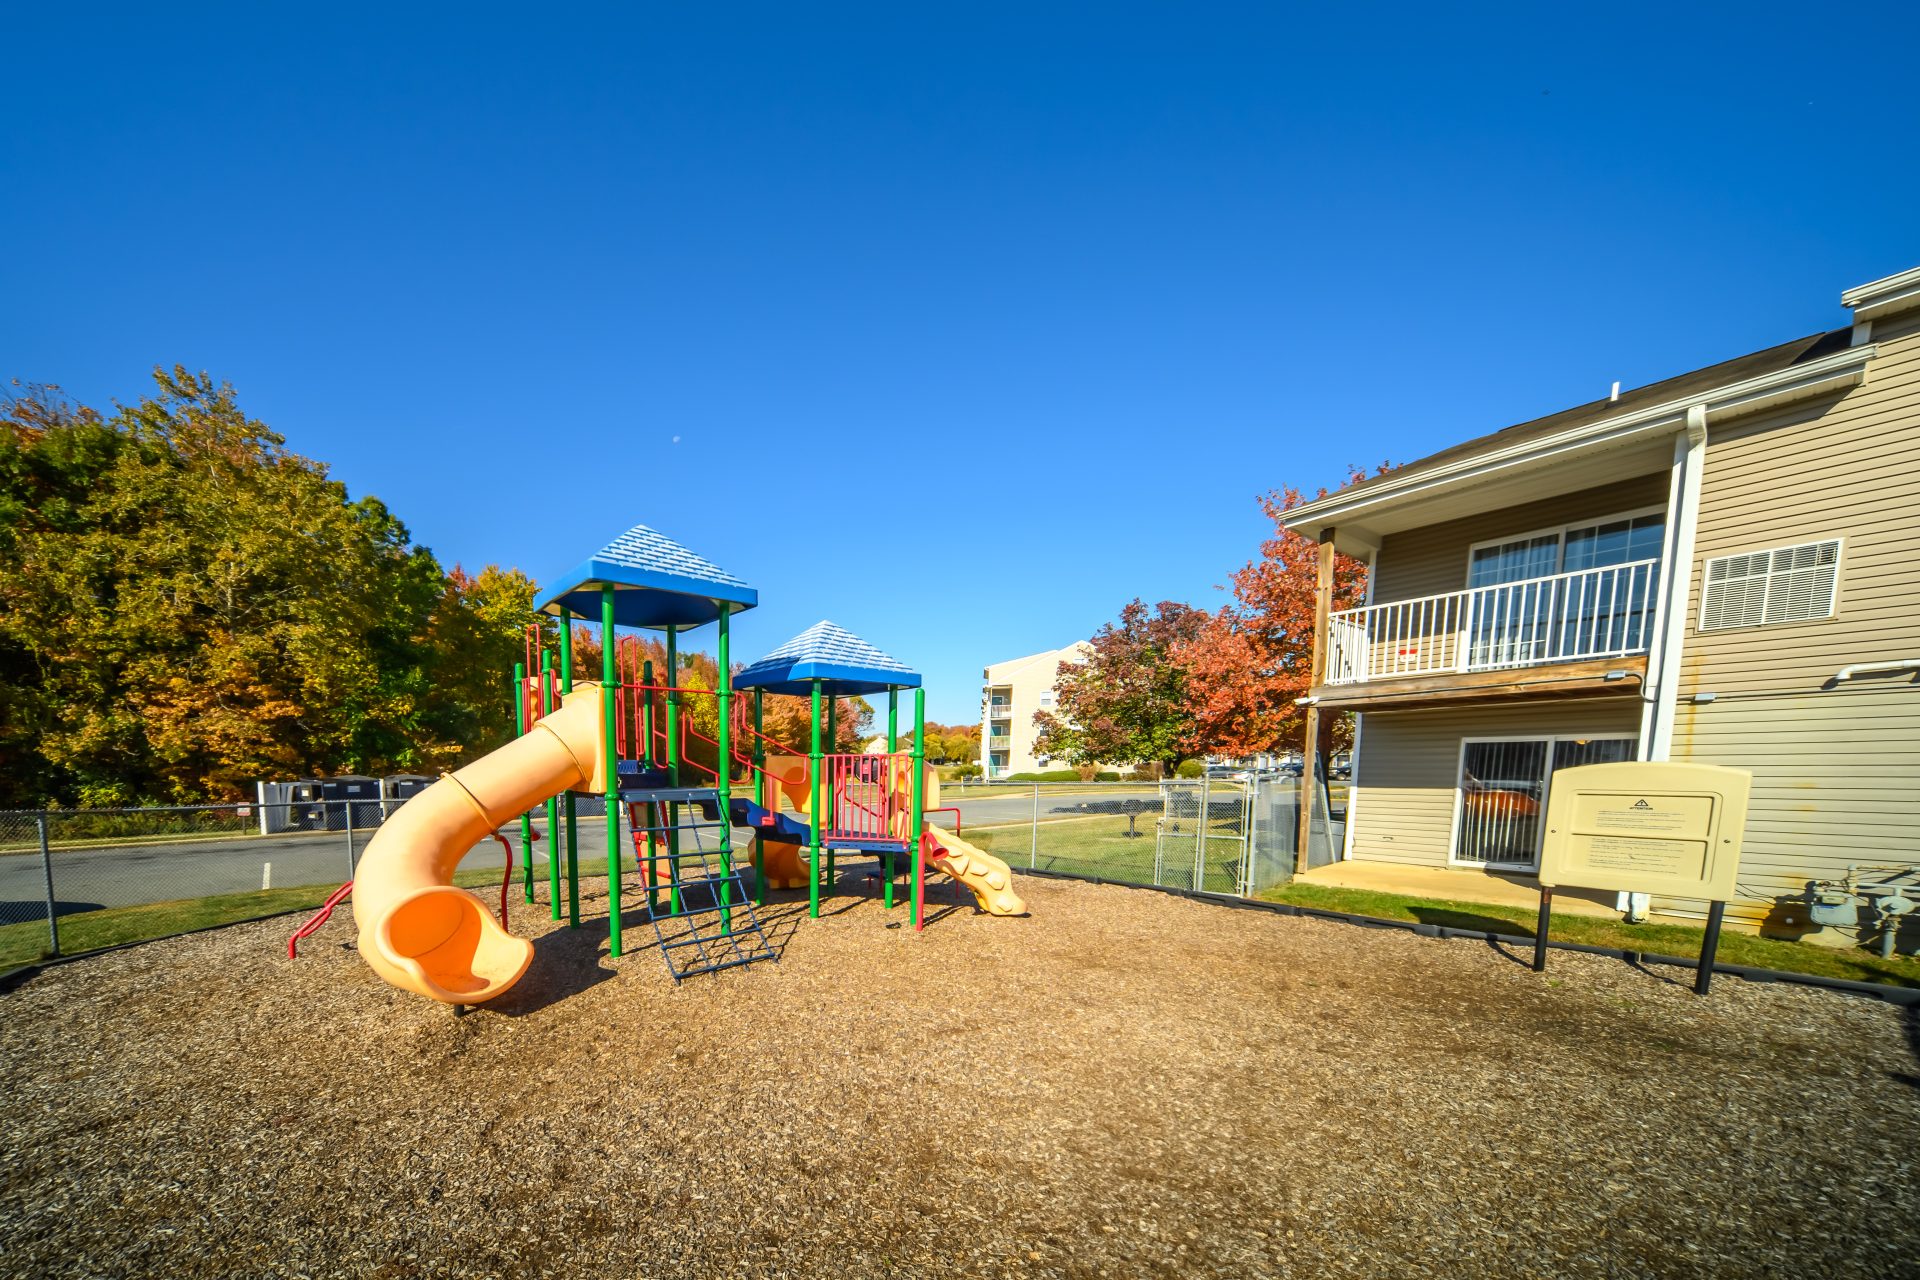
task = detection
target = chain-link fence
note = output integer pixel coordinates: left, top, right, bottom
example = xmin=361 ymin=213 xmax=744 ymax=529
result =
xmin=939 ymin=771 xmax=1347 ymax=898
xmin=1 ymin=774 xmax=1349 ymax=972
xmin=0 ymin=799 xmax=618 ymax=972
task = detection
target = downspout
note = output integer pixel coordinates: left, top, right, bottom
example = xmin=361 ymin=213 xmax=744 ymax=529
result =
xmin=1622 ymin=407 xmax=1706 ymax=922
xmin=1641 ymin=405 xmax=1708 ymax=762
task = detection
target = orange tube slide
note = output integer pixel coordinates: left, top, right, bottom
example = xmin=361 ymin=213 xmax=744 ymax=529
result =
xmin=351 ymin=683 xmax=609 ymax=1004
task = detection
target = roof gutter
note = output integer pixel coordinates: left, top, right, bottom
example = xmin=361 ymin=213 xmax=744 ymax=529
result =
xmin=1283 ymin=343 xmax=1877 ymax=532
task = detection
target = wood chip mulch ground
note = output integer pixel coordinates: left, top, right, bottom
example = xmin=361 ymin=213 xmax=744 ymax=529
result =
xmin=2 ymin=871 xmax=1917 ymax=1279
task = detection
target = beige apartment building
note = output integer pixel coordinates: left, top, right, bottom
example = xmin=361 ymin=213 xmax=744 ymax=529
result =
xmin=979 ymin=643 xmax=1091 ymax=777
xmin=1284 ymin=264 xmax=1920 ymax=943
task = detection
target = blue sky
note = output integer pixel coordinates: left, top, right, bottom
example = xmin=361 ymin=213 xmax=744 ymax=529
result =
xmin=5 ymin=4 xmax=1915 ymax=724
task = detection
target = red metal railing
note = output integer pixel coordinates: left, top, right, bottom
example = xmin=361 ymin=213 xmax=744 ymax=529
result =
xmin=514 ymin=645 xmax=933 ymax=849
xmin=823 ymin=752 xmax=913 ymax=844
xmin=287 ymin=832 xmax=516 ymax=957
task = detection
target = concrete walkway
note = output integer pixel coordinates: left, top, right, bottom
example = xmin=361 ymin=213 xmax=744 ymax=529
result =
xmin=1296 ymin=859 xmax=1624 ymax=919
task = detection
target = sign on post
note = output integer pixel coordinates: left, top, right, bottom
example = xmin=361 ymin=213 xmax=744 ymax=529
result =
xmin=1532 ymin=761 xmax=1752 ymax=995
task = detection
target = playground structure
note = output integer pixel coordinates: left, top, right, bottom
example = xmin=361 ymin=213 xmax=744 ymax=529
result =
xmin=334 ymin=523 xmax=1023 ymax=1004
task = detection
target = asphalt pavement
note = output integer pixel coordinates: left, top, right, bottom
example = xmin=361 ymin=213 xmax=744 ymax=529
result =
xmin=0 ymin=787 xmax=1168 ymax=922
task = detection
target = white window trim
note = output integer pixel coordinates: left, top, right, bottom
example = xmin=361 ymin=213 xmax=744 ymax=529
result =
xmin=1696 ymin=536 xmax=1845 ymax=633
xmin=1445 ymin=732 xmax=1640 ymax=872
xmin=1465 ymin=504 xmax=1668 ymax=583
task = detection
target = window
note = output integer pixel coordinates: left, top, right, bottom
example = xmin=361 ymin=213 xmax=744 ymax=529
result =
xmin=1699 ymin=539 xmax=1841 ymax=632
xmin=1465 ymin=509 xmax=1666 ymax=668
xmin=1453 ymin=735 xmax=1636 ymax=869
xmin=1468 ymin=510 xmax=1666 ymax=588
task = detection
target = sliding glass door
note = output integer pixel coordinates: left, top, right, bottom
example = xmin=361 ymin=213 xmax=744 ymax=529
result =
xmin=1453 ymin=735 xmax=1636 ymax=869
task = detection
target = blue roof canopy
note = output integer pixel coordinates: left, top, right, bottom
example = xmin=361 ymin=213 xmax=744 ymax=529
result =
xmin=535 ymin=524 xmax=757 ymax=630
xmin=734 ymin=620 xmax=921 ymax=696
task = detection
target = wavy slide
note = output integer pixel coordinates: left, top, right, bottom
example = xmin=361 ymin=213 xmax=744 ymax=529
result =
xmin=924 ymin=826 xmax=1026 ymax=916
xmin=350 ymin=683 xmax=610 ymax=1004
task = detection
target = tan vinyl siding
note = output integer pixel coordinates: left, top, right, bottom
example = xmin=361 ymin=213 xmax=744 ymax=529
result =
xmin=1666 ymin=317 xmax=1920 ymax=928
xmin=1348 ymin=699 xmax=1643 ymax=867
xmin=1371 ymin=472 xmax=1671 ymax=604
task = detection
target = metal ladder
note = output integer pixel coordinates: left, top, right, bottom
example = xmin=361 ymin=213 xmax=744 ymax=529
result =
xmin=623 ymin=801 xmax=777 ymax=982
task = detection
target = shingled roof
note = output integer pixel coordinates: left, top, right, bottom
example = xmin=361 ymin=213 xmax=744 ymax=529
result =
xmin=1315 ymin=326 xmax=1854 ymax=507
xmin=734 ymin=621 xmax=920 ymax=696
xmin=535 ymin=523 xmax=757 ymax=629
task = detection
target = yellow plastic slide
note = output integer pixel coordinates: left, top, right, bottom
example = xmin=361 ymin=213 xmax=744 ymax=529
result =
xmin=924 ymin=826 xmax=1026 ymax=916
xmin=350 ymin=683 xmax=610 ymax=1004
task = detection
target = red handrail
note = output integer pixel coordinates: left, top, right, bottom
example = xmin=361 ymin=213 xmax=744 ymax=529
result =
xmin=487 ymin=831 xmax=514 ymax=931
xmin=287 ymin=830 xmax=517 ymax=959
xmin=925 ymin=806 xmax=962 ymax=834
xmin=287 ymin=881 xmax=354 ymax=958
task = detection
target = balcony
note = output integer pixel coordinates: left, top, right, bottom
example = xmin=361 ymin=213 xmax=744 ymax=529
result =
xmin=1318 ymin=559 xmax=1660 ymax=708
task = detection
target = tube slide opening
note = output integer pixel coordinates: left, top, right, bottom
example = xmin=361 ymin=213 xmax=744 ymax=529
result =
xmin=376 ymin=887 xmax=533 ymax=1000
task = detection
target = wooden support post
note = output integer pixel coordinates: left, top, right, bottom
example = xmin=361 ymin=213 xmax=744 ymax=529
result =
xmin=1295 ymin=528 xmax=1336 ymax=875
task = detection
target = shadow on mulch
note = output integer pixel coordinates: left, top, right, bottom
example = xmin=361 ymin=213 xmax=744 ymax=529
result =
xmin=487 ymin=919 xmax=617 ymax=1017
xmin=1896 ymin=1005 xmax=1920 ymax=1094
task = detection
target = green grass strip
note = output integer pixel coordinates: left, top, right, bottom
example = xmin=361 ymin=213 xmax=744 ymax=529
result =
xmin=1260 ymin=881 xmax=1920 ymax=989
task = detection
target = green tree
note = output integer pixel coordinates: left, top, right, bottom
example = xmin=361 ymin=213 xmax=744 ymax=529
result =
xmin=1031 ymin=599 xmax=1207 ymax=776
xmin=0 ymin=370 xmax=543 ymax=805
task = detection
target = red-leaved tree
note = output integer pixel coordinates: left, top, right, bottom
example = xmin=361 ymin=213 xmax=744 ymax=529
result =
xmin=1179 ymin=473 xmax=1380 ymax=758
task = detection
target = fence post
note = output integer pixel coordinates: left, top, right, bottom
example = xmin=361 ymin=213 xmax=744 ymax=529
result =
xmin=1029 ymin=783 xmax=1038 ymax=870
xmin=38 ymin=814 xmax=59 ymax=958
xmin=343 ymin=801 xmax=357 ymax=878
xmin=1242 ymin=780 xmax=1257 ymax=898
xmin=1194 ymin=776 xmax=1208 ymax=890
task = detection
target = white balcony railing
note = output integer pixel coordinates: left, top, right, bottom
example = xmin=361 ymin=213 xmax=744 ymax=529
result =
xmin=1325 ymin=559 xmax=1661 ymax=686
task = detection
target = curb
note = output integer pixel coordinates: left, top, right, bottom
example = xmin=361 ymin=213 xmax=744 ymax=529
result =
xmin=1012 ymin=866 xmax=1920 ymax=1008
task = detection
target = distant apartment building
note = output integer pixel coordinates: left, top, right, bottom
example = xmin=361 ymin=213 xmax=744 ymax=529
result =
xmin=979 ymin=643 xmax=1091 ymax=778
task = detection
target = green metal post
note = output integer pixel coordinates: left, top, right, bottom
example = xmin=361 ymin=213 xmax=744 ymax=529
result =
xmin=825 ymin=692 xmax=837 ymax=884
xmin=753 ymin=686 xmax=766 ymax=906
xmin=559 ymin=614 xmax=578 ymax=926
xmin=602 ymin=586 xmax=622 ymax=956
xmin=911 ymin=687 xmax=926 ymax=931
xmin=643 ymin=659 xmax=659 ymax=915
xmin=665 ymin=626 xmax=682 ymax=915
xmin=514 ymin=662 xmax=535 ymax=903
xmin=540 ymin=649 xmax=562 ymax=921
xmin=885 ymin=686 xmax=899 ymax=909
xmin=808 ymin=679 xmax=823 ymax=920
xmin=716 ymin=605 xmax=734 ymax=931
xmin=883 ymin=684 xmax=896 ymax=910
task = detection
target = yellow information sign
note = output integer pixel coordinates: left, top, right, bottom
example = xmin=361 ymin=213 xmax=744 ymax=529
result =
xmin=1538 ymin=762 xmax=1750 ymax=900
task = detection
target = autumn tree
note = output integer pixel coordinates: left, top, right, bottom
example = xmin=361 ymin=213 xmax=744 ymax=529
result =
xmin=0 ymin=371 xmax=543 ymax=805
xmin=1178 ymin=474 xmax=1378 ymax=758
xmin=566 ymin=627 xmax=872 ymax=775
xmin=900 ymin=721 xmax=979 ymax=762
xmin=1031 ymin=599 xmax=1208 ymax=775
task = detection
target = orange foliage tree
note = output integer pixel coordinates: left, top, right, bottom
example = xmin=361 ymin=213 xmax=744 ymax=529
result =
xmin=1179 ymin=473 xmax=1379 ymax=759
xmin=566 ymin=627 xmax=872 ymax=776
